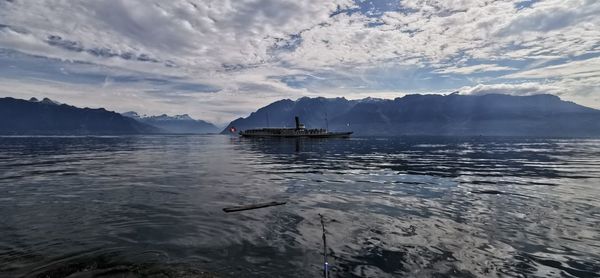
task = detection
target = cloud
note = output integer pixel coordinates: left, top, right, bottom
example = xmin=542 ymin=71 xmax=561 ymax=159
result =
xmin=459 ymin=76 xmax=600 ymax=110
xmin=0 ymin=0 xmax=355 ymax=70
xmin=435 ymin=64 xmax=517 ymax=75
xmin=0 ymin=0 xmax=599 ymax=123
xmin=497 ymin=0 xmax=600 ymax=36
xmin=459 ymin=82 xmax=559 ymax=96
xmin=504 ymin=56 xmax=600 ymax=80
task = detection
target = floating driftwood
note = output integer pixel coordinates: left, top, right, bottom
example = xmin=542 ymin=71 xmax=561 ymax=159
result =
xmin=470 ymin=190 xmax=531 ymax=198
xmin=470 ymin=190 xmax=505 ymax=195
xmin=223 ymin=201 xmax=286 ymax=213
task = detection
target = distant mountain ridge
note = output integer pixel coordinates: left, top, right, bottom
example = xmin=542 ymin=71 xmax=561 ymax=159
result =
xmin=0 ymin=97 xmax=160 ymax=135
xmin=3 ymin=94 xmax=599 ymax=136
xmin=222 ymin=94 xmax=600 ymax=137
xmin=122 ymin=111 xmax=219 ymax=134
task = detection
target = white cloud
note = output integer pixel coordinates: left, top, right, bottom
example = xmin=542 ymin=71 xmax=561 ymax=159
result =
xmin=459 ymin=77 xmax=600 ymax=110
xmin=0 ymin=0 xmax=355 ymax=70
xmin=497 ymin=0 xmax=600 ymax=35
xmin=459 ymin=82 xmax=560 ymax=96
xmin=0 ymin=0 xmax=599 ymax=122
xmin=504 ymin=57 xmax=600 ymax=80
xmin=435 ymin=64 xmax=517 ymax=75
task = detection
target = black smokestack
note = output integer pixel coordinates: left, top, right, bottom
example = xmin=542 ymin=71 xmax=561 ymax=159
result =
xmin=295 ymin=116 xmax=300 ymax=129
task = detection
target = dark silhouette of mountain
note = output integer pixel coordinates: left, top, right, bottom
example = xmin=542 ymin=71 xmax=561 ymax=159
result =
xmin=122 ymin=112 xmax=219 ymax=134
xmin=222 ymin=94 xmax=600 ymax=137
xmin=0 ymin=97 xmax=161 ymax=135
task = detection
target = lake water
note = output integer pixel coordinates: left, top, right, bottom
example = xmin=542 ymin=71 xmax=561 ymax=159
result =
xmin=0 ymin=135 xmax=599 ymax=277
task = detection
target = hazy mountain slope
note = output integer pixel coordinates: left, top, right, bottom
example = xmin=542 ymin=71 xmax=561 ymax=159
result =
xmin=223 ymin=94 xmax=600 ymax=137
xmin=0 ymin=97 xmax=160 ymax=135
xmin=122 ymin=112 xmax=219 ymax=134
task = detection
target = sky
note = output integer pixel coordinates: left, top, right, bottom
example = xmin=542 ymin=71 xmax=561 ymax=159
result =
xmin=0 ymin=0 xmax=599 ymax=125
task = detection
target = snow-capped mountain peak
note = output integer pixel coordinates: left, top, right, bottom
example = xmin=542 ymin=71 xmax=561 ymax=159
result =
xmin=120 ymin=111 xmax=219 ymax=134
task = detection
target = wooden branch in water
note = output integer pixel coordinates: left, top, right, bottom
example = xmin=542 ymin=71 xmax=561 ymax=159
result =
xmin=222 ymin=201 xmax=286 ymax=213
xmin=469 ymin=190 xmax=530 ymax=198
xmin=470 ymin=190 xmax=505 ymax=195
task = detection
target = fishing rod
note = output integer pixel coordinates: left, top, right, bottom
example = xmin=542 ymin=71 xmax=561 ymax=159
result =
xmin=319 ymin=213 xmax=329 ymax=278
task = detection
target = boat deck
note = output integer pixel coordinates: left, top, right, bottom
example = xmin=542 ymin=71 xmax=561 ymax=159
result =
xmin=240 ymin=128 xmax=352 ymax=138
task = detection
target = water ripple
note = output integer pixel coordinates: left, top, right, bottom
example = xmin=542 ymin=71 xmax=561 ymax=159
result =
xmin=0 ymin=135 xmax=599 ymax=277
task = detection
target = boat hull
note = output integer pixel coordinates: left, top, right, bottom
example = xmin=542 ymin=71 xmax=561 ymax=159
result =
xmin=240 ymin=131 xmax=352 ymax=138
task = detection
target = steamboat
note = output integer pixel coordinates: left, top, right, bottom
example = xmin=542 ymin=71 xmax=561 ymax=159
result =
xmin=239 ymin=116 xmax=352 ymax=138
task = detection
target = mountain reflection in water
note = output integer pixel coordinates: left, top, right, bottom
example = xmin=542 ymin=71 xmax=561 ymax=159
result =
xmin=0 ymin=135 xmax=599 ymax=277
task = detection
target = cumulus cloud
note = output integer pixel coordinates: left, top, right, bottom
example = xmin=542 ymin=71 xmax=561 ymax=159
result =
xmin=459 ymin=82 xmax=559 ymax=96
xmin=459 ymin=76 xmax=600 ymax=110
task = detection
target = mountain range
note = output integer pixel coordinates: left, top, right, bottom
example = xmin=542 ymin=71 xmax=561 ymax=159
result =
xmin=0 ymin=97 xmax=159 ymax=135
xmin=0 ymin=97 xmax=219 ymax=135
xmin=222 ymin=94 xmax=600 ymax=137
xmin=122 ymin=111 xmax=219 ymax=134
xmin=2 ymin=94 xmax=599 ymax=136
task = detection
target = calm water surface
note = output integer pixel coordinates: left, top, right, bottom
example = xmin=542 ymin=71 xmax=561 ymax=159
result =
xmin=0 ymin=135 xmax=599 ymax=277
